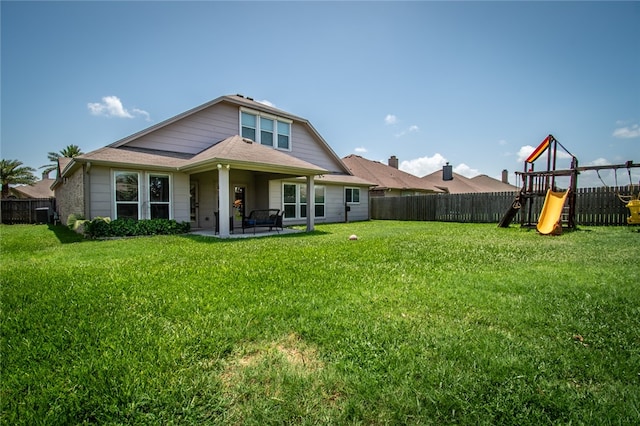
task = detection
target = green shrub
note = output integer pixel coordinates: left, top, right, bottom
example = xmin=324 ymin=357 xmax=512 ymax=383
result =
xmin=66 ymin=213 xmax=85 ymax=229
xmin=84 ymin=218 xmax=190 ymax=238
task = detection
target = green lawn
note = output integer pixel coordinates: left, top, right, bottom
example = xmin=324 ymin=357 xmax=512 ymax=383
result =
xmin=1 ymin=222 xmax=638 ymax=425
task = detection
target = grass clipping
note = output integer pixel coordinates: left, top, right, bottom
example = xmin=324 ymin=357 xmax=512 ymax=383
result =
xmin=221 ymin=333 xmax=342 ymax=421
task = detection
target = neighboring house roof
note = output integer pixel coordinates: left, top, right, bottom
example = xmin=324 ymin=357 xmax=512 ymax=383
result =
xmin=342 ymin=155 xmax=442 ymax=193
xmin=11 ymin=179 xmax=55 ymax=198
xmin=421 ymin=171 xmax=518 ymax=194
xmin=342 ymin=154 xmax=518 ymax=195
xmin=470 ymin=174 xmax=520 ymax=192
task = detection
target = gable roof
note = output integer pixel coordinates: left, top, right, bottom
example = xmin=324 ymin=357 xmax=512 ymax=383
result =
xmin=342 ymin=154 xmax=442 ymax=193
xmin=107 ymin=94 xmax=352 ymax=176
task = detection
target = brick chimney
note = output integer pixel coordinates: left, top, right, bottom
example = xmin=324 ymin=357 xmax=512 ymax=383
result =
xmin=442 ymin=162 xmax=453 ymax=181
xmin=388 ymin=155 xmax=398 ymax=169
xmin=502 ymin=169 xmax=509 ymax=184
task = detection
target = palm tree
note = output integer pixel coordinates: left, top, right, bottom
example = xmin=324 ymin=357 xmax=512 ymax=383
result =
xmin=40 ymin=144 xmax=83 ymax=176
xmin=1 ymin=159 xmax=37 ymax=198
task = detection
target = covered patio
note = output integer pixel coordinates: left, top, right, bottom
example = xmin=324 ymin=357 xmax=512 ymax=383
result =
xmin=180 ymin=135 xmax=329 ymax=238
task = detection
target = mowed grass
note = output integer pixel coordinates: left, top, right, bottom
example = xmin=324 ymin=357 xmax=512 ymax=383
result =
xmin=1 ymin=221 xmax=638 ymax=425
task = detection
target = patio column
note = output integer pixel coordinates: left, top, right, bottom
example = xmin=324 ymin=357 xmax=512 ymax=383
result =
xmin=218 ymin=164 xmax=231 ymax=238
xmin=306 ymin=175 xmax=315 ymax=232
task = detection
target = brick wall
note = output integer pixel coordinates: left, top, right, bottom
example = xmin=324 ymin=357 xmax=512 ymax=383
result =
xmin=55 ymin=167 xmax=85 ymax=225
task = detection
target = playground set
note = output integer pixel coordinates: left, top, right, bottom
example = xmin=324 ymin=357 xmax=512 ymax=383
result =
xmin=498 ymin=134 xmax=640 ymax=234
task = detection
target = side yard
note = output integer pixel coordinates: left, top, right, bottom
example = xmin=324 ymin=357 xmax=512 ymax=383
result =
xmin=1 ymin=222 xmax=638 ymax=424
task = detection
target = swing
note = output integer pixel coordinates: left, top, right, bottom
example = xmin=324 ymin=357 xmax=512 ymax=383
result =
xmin=596 ymin=164 xmax=640 ymax=224
xmin=595 ymin=164 xmax=638 ymax=204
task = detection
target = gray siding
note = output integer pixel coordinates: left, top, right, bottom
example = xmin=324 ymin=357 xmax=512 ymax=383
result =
xmin=324 ymin=185 xmax=347 ymax=223
xmin=172 ymin=173 xmax=190 ymax=223
xmin=268 ymin=179 xmax=369 ymax=225
xmin=324 ymin=185 xmax=369 ymax=223
xmin=192 ymin=170 xmax=217 ymax=230
xmin=88 ymin=166 xmax=112 ymax=219
xmin=126 ymin=103 xmax=239 ymax=154
xmin=124 ymin=102 xmax=347 ymax=174
xmin=289 ymin=123 xmax=346 ymax=173
xmin=87 ymin=165 xmax=190 ymax=223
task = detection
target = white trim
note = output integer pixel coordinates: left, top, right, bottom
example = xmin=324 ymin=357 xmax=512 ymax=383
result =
xmin=345 ymin=187 xmax=361 ymax=204
xmin=240 ymin=109 xmax=292 ymax=151
xmin=282 ymin=182 xmax=325 ymax=220
xmin=239 ymin=106 xmax=292 ymax=124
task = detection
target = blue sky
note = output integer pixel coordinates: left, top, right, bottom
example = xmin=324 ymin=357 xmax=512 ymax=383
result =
xmin=2 ymin=1 xmax=639 ymax=188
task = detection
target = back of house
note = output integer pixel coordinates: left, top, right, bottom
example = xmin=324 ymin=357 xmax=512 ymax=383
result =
xmin=53 ymin=94 xmax=372 ymax=235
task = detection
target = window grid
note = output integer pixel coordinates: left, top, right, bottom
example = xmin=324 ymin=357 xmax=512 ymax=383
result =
xmin=241 ymin=110 xmax=291 ymax=150
xmin=283 ymin=183 xmax=324 ymax=219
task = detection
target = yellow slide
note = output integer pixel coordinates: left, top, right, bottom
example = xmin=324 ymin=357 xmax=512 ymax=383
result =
xmin=536 ymin=189 xmax=570 ymax=235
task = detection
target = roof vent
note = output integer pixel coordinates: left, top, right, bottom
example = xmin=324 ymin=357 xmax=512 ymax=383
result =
xmin=242 ymin=137 xmax=253 ymax=144
xmin=246 ymin=97 xmax=254 ymax=101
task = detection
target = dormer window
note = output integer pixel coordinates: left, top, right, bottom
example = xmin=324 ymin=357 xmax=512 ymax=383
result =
xmin=240 ymin=108 xmax=291 ymax=151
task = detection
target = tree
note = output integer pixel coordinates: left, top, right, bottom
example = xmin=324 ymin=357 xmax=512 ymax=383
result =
xmin=1 ymin=159 xmax=37 ymax=198
xmin=40 ymin=144 xmax=83 ymax=176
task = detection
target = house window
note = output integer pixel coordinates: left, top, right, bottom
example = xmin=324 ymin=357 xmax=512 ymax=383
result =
xmin=115 ymin=171 xmax=139 ymax=220
xmin=149 ymin=174 xmax=171 ymax=219
xmin=241 ymin=109 xmax=291 ymax=150
xmin=346 ymin=187 xmax=360 ymax=204
xmin=283 ymin=183 xmax=297 ymax=219
xmin=283 ymin=183 xmax=324 ymax=219
xmin=241 ymin=112 xmax=256 ymax=141
xmin=277 ymin=121 xmax=290 ymax=150
xmin=315 ymin=186 xmax=325 ymax=217
xmin=260 ymin=117 xmax=274 ymax=147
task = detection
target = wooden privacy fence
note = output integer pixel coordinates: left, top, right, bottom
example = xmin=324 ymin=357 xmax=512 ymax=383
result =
xmin=1 ymin=198 xmax=56 ymax=224
xmin=370 ymin=187 xmax=635 ymax=226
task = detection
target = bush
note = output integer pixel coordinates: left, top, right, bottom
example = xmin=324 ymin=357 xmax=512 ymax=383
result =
xmin=84 ymin=218 xmax=190 ymax=238
xmin=66 ymin=213 xmax=86 ymax=229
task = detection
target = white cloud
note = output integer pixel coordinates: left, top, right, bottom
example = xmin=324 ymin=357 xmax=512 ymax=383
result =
xmin=453 ymin=163 xmax=480 ymax=178
xmin=257 ymin=99 xmax=275 ymax=108
xmin=516 ymin=144 xmax=572 ymax=163
xmin=384 ymin=114 xmax=397 ymax=125
xmin=586 ymin=157 xmax=611 ymax=167
xmin=354 ymin=146 xmax=367 ymax=153
xmin=88 ymin=96 xmax=150 ymax=121
xmin=132 ymin=108 xmax=151 ymax=122
xmin=516 ymin=145 xmax=535 ymax=163
xmin=612 ymin=123 xmax=640 ymax=139
xmin=399 ymin=153 xmax=447 ymax=177
xmin=395 ymin=125 xmax=419 ymax=138
xmin=498 ymin=139 xmax=508 ymax=146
